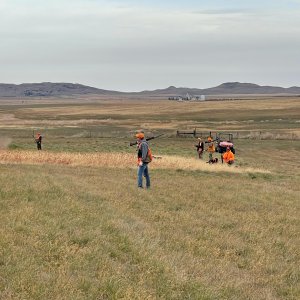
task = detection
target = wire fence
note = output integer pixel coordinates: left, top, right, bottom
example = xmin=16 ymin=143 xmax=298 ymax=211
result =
xmin=1 ymin=127 xmax=299 ymax=141
xmin=176 ymin=129 xmax=300 ymax=140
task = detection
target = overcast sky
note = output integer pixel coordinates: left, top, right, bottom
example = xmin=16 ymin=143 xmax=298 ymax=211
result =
xmin=1 ymin=0 xmax=300 ymax=91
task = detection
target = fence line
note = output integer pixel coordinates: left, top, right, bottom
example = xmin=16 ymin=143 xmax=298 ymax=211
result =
xmin=176 ymin=129 xmax=299 ymax=140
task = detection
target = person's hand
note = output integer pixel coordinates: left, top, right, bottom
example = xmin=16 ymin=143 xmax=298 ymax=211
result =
xmin=138 ymin=161 xmax=143 ymax=166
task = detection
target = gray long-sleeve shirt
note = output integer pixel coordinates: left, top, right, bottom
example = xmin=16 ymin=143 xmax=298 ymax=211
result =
xmin=138 ymin=139 xmax=149 ymax=162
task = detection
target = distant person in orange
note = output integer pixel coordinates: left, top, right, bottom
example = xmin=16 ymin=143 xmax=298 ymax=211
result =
xmin=35 ymin=133 xmax=42 ymax=150
xmin=206 ymin=136 xmax=215 ymax=163
xmin=222 ymin=147 xmax=235 ymax=165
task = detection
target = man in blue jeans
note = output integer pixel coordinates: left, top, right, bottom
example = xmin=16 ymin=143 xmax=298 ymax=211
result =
xmin=136 ymin=132 xmax=151 ymax=189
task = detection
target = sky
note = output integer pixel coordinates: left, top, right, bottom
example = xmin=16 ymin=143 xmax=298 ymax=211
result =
xmin=0 ymin=0 xmax=300 ymax=91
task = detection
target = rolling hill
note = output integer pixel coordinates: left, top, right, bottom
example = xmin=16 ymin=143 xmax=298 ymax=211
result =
xmin=0 ymin=82 xmax=300 ymax=97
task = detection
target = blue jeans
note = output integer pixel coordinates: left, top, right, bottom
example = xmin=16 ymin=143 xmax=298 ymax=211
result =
xmin=137 ymin=163 xmax=150 ymax=188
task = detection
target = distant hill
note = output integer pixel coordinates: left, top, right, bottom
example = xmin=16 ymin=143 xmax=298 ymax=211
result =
xmin=202 ymin=82 xmax=300 ymax=95
xmin=0 ymin=82 xmax=123 ymax=97
xmin=140 ymin=82 xmax=300 ymax=96
xmin=0 ymin=82 xmax=300 ymax=97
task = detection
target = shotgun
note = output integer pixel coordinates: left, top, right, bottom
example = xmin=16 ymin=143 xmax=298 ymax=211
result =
xmin=130 ymin=133 xmax=164 ymax=146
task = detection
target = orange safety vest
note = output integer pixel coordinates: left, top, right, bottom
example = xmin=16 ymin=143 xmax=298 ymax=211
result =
xmin=137 ymin=141 xmax=152 ymax=165
xmin=207 ymin=142 xmax=215 ymax=153
xmin=223 ymin=151 xmax=234 ymax=162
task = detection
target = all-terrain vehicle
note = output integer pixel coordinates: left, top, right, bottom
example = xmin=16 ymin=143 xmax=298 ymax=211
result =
xmin=215 ymin=132 xmax=235 ymax=154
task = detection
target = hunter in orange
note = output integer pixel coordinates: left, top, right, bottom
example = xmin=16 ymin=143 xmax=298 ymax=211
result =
xmin=222 ymin=147 xmax=235 ymax=165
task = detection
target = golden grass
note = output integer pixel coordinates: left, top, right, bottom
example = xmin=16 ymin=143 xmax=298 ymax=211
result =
xmin=0 ymin=162 xmax=297 ymax=299
xmin=1 ymin=97 xmax=299 ymax=135
xmin=16 ymin=98 xmax=300 ymax=117
xmin=0 ymin=96 xmax=298 ymax=299
xmin=0 ymin=150 xmax=270 ymax=174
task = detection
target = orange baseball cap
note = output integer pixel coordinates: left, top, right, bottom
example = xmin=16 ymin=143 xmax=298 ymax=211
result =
xmin=135 ymin=132 xmax=145 ymax=139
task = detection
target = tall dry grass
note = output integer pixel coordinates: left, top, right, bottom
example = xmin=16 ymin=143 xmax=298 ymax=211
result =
xmin=0 ymin=150 xmax=269 ymax=174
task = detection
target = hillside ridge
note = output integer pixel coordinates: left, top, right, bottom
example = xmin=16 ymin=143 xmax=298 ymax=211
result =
xmin=0 ymin=81 xmax=300 ymax=97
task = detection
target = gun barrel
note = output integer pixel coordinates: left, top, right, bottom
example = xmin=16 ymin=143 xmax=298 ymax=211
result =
xmin=147 ymin=134 xmax=164 ymax=141
xmin=204 ymin=140 xmax=216 ymax=143
xmin=129 ymin=134 xmax=164 ymax=146
xmin=129 ymin=141 xmax=138 ymax=146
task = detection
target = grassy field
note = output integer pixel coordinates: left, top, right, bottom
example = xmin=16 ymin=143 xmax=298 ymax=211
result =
xmin=0 ymin=97 xmax=299 ymax=299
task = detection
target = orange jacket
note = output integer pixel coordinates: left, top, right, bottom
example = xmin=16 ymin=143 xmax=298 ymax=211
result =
xmin=223 ymin=150 xmax=234 ymax=162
